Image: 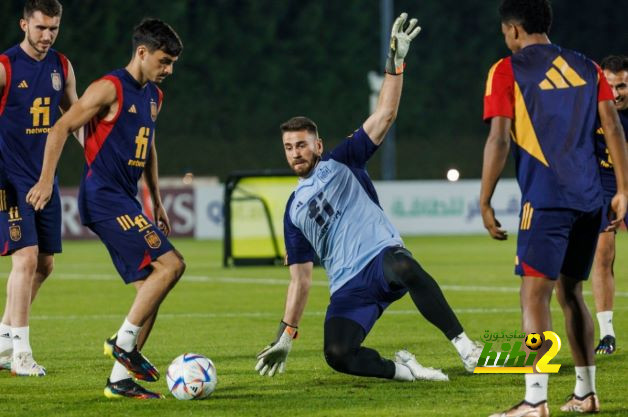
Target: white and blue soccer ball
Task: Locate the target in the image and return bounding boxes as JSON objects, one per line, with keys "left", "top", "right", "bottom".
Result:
{"left": 166, "top": 353, "right": 217, "bottom": 400}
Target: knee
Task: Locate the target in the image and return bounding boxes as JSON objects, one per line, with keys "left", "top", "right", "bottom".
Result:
{"left": 13, "top": 253, "right": 38, "bottom": 277}
{"left": 593, "top": 240, "right": 615, "bottom": 274}
{"left": 556, "top": 276, "right": 582, "bottom": 307}
{"left": 36, "top": 258, "right": 54, "bottom": 282}
{"left": 166, "top": 256, "right": 186, "bottom": 284}
{"left": 324, "top": 343, "right": 353, "bottom": 373}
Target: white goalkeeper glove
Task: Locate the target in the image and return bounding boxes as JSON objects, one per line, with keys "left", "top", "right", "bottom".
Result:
{"left": 385, "top": 12, "right": 421, "bottom": 75}
{"left": 255, "top": 321, "right": 298, "bottom": 377}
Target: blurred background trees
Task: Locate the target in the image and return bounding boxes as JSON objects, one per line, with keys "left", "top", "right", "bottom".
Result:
{"left": 1, "top": 0, "right": 625, "bottom": 183}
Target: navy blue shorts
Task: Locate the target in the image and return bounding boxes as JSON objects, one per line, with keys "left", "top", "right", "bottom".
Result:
{"left": 0, "top": 181, "right": 62, "bottom": 255}
{"left": 87, "top": 211, "right": 174, "bottom": 284}
{"left": 515, "top": 203, "right": 601, "bottom": 280}
{"left": 325, "top": 246, "right": 407, "bottom": 335}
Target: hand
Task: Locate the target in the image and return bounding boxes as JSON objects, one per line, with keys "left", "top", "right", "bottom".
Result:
{"left": 154, "top": 205, "right": 171, "bottom": 236}
{"left": 605, "top": 192, "right": 628, "bottom": 232}
{"left": 385, "top": 12, "right": 421, "bottom": 75}
{"left": 481, "top": 204, "right": 507, "bottom": 240}
{"left": 25, "top": 180, "right": 53, "bottom": 211}
{"left": 255, "top": 321, "right": 298, "bottom": 377}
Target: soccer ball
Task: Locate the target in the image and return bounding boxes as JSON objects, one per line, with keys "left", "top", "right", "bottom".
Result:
{"left": 525, "top": 333, "right": 543, "bottom": 350}
{"left": 166, "top": 353, "right": 217, "bottom": 400}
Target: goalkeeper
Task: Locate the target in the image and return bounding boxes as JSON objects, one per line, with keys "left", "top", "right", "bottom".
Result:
{"left": 255, "top": 13, "right": 481, "bottom": 382}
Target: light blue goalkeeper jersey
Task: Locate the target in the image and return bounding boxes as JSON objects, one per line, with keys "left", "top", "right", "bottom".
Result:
{"left": 284, "top": 127, "right": 403, "bottom": 294}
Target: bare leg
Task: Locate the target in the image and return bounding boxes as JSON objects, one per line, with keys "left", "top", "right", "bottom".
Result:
{"left": 591, "top": 232, "right": 615, "bottom": 313}
{"left": 9, "top": 246, "right": 39, "bottom": 327}
{"left": 31, "top": 253, "right": 54, "bottom": 303}
{"left": 1, "top": 252, "right": 53, "bottom": 327}
{"left": 555, "top": 275, "right": 595, "bottom": 366}
{"left": 520, "top": 276, "right": 555, "bottom": 366}
{"left": 126, "top": 251, "right": 185, "bottom": 327}
{"left": 131, "top": 280, "right": 159, "bottom": 351}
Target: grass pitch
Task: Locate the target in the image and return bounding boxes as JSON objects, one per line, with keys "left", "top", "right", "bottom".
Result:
{"left": 1, "top": 235, "right": 627, "bottom": 416}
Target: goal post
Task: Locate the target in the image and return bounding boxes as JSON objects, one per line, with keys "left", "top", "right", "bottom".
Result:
{"left": 223, "top": 170, "right": 297, "bottom": 266}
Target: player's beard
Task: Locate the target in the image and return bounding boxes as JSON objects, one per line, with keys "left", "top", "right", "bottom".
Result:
{"left": 292, "top": 155, "right": 320, "bottom": 178}
{"left": 26, "top": 31, "right": 51, "bottom": 55}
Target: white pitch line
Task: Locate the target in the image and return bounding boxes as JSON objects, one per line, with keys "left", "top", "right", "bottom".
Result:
{"left": 26, "top": 305, "right": 628, "bottom": 321}
{"left": 24, "top": 272, "right": 628, "bottom": 298}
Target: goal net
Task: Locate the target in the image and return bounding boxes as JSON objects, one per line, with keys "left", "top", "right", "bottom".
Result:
{"left": 223, "top": 170, "right": 297, "bottom": 266}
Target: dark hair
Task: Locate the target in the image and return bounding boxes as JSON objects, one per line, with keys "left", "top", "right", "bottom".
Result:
{"left": 24, "top": 0, "right": 62, "bottom": 18}
{"left": 280, "top": 116, "right": 319, "bottom": 137}
{"left": 132, "top": 18, "right": 183, "bottom": 57}
{"left": 499, "top": 0, "right": 552, "bottom": 35}
{"left": 600, "top": 55, "right": 628, "bottom": 73}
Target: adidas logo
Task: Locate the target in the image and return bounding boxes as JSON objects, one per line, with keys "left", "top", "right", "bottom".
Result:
{"left": 0, "top": 332, "right": 9, "bottom": 339}
{"left": 124, "top": 330, "right": 136, "bottom": 335}
{"left": 530, "top": 382, "right": 543, "bottom": 388}
{"left": 18, "top": 80, "right": 28, "bottom": 88}
{"left": 539, "top": 56, "right": 586, "bottom": 90}
{"left": 128, "top": 104, "right": 137, "bottom": 114}
{"left": 12, "top": 335, "right": 21, "bottom": 340}
{"left": 577, "top": 375, "right": 584, "bottom": 381}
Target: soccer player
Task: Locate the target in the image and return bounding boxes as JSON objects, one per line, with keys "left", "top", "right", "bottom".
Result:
{"left": 481, "top": 1, "right": 628, "bottom": 415}
{"left": 26, "top": 18, "right": 184, "bottom": 399}
{"left": 0, "top": 0, "right": 80, "bottom": 376}
{"left": 255, "top": 13, "right": 482, "bottom": 383}
{"left": 592, "top": 55, "right": 628, "bottom": 356}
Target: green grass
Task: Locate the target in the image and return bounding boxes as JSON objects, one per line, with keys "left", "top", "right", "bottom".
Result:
{"left": 1, "top": 235, "right": 627, "bottom": 416}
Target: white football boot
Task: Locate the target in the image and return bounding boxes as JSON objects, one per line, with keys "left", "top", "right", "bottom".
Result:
{"left": 460, "top": 341, "right": 483, "bottom": 372}
{"left": 11, "top": 351, "right": 46, "bottom": 376}
{"left": 0, "top": 348, "right": 11, "bottom": 370}
{"left": 394, "top": 350, "right": 449, "bottom": 381}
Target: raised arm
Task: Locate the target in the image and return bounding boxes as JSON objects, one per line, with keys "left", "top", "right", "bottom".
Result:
{"left": 599, "top": 100, "right": 628, "bottom": 229}
{"left": 26, "top": 78, "right": 118, "bottom": 210}
{"left": 363, "top": 13, "right": 421, "bottom": 145}
{"left": 479, "top": 116, "right": 511, "bottom": 240}
{"left": 255, "top": 262, "right": 313, "bottom": 377}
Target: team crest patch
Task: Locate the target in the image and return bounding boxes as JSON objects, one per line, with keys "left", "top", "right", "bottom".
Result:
{"left": 317, "top": 165, "right": 332, "bottom": 182}
{"left": 144, "top": 230, "right": 161, "bottom": 249}
{"left": 150, "top": 101, "right": 158, "bottom": 121}
{"left": 9, "top": 225, "right": 21, "bottom": 242}
{"left": 51, "top": 72, "right": 62, "bottom": 91}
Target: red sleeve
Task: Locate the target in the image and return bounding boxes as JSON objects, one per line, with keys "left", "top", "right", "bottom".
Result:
{"left": 156, "top": 86, "right": 163, "bottom": 109}
{"left": 0, "top": 54, "right": 11, "bottom": 116}
{"left": 596, "top": 63, "right": 614, "bottom": 102}
{"left": 55, "top": 51, "right": 69, "bottom": 79}
{"left": 483, "top": 57, "right": 514, "bottom": 122}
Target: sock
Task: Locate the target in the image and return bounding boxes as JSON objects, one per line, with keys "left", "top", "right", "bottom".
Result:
{"left": 11, "top": 326, "right": 32, "bottom": 354}
{"left": 115, "top": 318, "right": 141, "bottom": 352}
{"left": 574, "top": 366, "right": 596, "bottom": 397}
{"left": 109, "top": 361, "right": 131, "bottom": 383}
{"left": 451, "top": 332, "right": 474, "bottom": 357}
{"left": 597, "top": 311, "right": 615, "bottom": 338}
{"left": 0, "top": 323, "right": 12, "bottom": 353}
{"left": 524, "top": 373, "right": 548, "bottom": 404}
{"left": 393, "top": 363, "right": 414, "bottom": 381}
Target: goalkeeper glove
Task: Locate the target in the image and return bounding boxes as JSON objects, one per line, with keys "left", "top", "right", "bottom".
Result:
{"left": 255, "top": 321, "right": 298, "bottom": 377}
{"left": 385, "top": 12, "right": 421, "bottom": 75}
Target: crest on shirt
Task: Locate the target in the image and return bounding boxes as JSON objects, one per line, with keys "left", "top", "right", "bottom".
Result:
{"left": 150, "top": 100, "right": 158, "bottom": 122}
{"left": 51, "top": 72, "right": 62, "bottom": 91}
{"left": 9, "top": 225, "right": 21, "bottom": 242}
{"left": 144, "top": 230, "right": 161, "bottom": 249}
{"left": 317, "top": 165, "right": 332, "bottom": 183}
